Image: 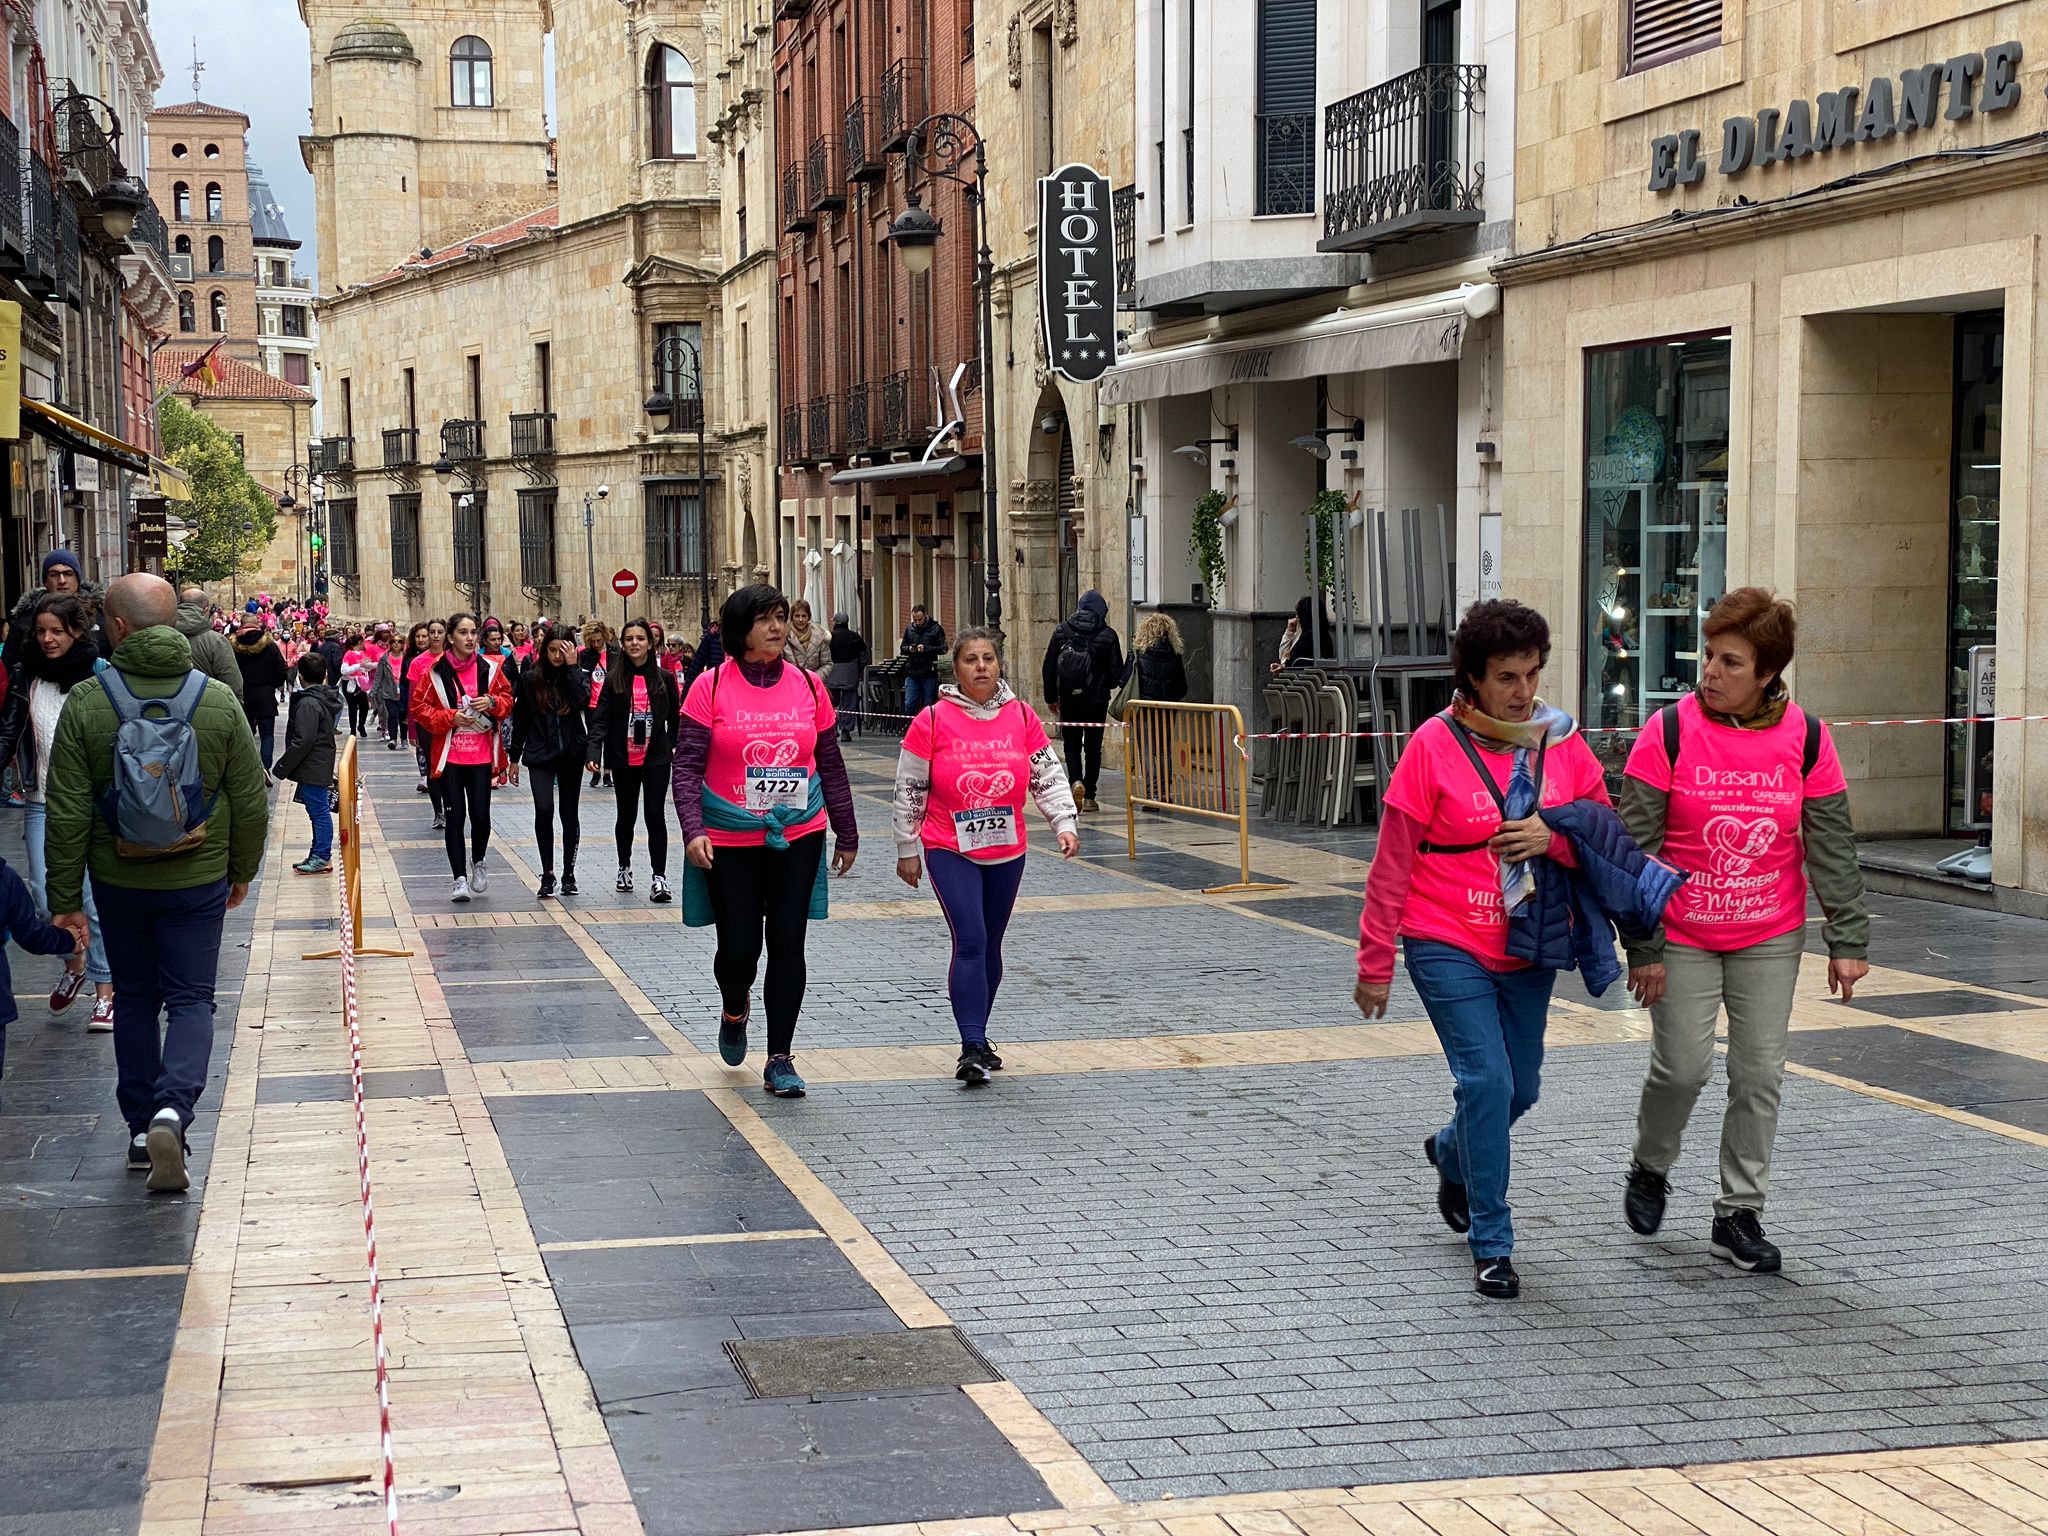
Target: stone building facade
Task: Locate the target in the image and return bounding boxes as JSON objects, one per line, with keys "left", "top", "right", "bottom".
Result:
{"left": 1498, "top": 0, "right": 2048, "bottom": 906}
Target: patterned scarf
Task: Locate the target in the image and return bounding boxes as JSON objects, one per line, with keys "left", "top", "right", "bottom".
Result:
{"left": 1697, "top": 677, "right": 1790, "bottom": 731}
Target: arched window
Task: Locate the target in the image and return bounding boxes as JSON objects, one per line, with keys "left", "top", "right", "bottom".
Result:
{"left": 209, "top": 290, "right": 227, "bottom": 332}
{"left": 170, "top": 142, "right": 187, "bottom": 159}
{"left": 204, "top": 182, "right": 222, "bottom": 221}
{"left": 206, "top": 235, "right": 225, "bottom": 273}
{"left": 450, "top": 36, "right": 493, "bottom": 108}
{"left": 172, "top": 181, "right": 190, "bottom": 220}
{"left": 173, "top": 233, "right": 190, "bottom": 256}
{"left": 177, "top": 292, "right": 196, "bottom": 332}
{"left": 648, "top": 45, "right": 695, "bottom": 159}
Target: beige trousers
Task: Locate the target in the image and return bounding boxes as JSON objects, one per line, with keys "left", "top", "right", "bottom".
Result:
{"left": 1632, "top": 927, "right": 1805, "bottom": 1217}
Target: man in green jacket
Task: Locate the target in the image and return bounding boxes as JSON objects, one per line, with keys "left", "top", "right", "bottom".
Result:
{"left": 176, "top": 585, "right": 245, "bottom": 706}
{"left": 45, "top": 573, "right": 269, "bottom": 1192}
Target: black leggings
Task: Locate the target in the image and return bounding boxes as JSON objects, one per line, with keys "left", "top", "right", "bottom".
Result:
{"left": 706, "top": 833, "right": 825, "bottom": 1057}
{"left": 381, "top": 698, "right": 405, "bottom": 741}
{"left": 347, "top": 692, "right": 370, "bottom": 735}
{"left": 527, "top": 763, "right": 583, "bottom": 875}
{"left": 612, "top": 763, "right": 669, "bottom": 877}
{"left": 415, "top": 736, "right": 445, "bottom": 814}
{"left": 441, "top": 760, "right": 494, "bottom": 876}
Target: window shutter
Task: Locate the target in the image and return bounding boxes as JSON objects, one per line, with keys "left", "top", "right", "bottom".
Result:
{"left": 1626, "top": 0, "right": 1720, "bottom": 73}
{"left": 1256, "top": 0, "right": 1316, "bottom": 115}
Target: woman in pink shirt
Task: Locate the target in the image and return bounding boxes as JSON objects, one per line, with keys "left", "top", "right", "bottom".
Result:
{"left": 410, "top": 612, "right": 514, "bottom": 902}
{"left": 890, "top": 629, "right": 1079, "bottom": 1086}
{"left": 1618, "top": 589, "right": 1869, "bottom": 1274}
{"left": 1355, "top": 600, "right": 1611, "bottom": 1300}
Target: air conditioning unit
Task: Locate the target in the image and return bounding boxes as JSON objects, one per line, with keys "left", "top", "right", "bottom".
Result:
{"left": 169, "top": 253, "right": 192, "bottom": 279}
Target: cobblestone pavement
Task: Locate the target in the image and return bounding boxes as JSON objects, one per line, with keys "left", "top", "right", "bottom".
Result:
{"left": 6, "top": 734, "right": 2048, "bottom": 1535}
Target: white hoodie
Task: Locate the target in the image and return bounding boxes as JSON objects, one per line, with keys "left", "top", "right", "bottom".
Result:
{"left": 891, "top": 680, "right": 1080, "bottom": 860}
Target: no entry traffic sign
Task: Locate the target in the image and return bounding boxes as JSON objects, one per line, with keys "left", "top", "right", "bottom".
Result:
{"left": 612, "top": 569, "right": 640, "bottom": 598}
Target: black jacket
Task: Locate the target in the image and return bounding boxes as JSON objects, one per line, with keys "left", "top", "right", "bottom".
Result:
{"left": 510, "top": 666, "right": 591, "bottom": 767}
{"left": 1041, "top": 591, "right": 1123, "bottom": 708}
{"left": 0, "top": 638, "right": 103, "bottom": 790}
{"left": 274, "top": 683, "right": 343, "bottom": 786}
{"left": 588, "top": 659, "right": 681, "bottom": 770}
{"left": 232, "top": 632, "right": 290, "bottom": 722}
{"left": 900, "top": 617, "right": 945, "bottom": 678}
{"left": 1134, "top": 640, "right": 1189, "bottom": 703}
{"left": 315, "top": 637, "right": 345, "bottom": 687}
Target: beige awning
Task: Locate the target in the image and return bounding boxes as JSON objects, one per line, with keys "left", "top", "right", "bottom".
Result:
{"left": 1098, "top": 283, "right": 1500, "bottom": 405}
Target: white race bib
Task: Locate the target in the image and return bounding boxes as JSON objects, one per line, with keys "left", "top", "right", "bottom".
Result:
{"left": 745, "top": 766, "right": 810, "bottom": 813}
{"left": 953, "top": 806, "right": 1017, "bottom": 853}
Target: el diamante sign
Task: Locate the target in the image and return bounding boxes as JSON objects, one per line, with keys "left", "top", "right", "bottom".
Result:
{"left": 1649, "top": 40, "right": 2023, "bottom": 192}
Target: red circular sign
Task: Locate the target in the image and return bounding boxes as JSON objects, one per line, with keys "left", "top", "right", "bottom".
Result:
{"left": 612, "top": 569, "right": 640, "bottom": 598}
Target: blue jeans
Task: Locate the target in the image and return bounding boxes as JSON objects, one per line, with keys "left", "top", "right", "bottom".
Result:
{"left": 22, "top": 801, "right": 110, "bottom": 985}
{"left": 1404, "top": 938, "right": 1555, "bottom": 1260}
{"left": 93, "top": 876, "right": 230, "bottom": 1134}
{"left": 297, "top": 783, "right": 333, "bottom": 862}
{"left": 254, "top": 718, "right": 275, "bottom": 771}
{"left": 926, "top": 847, "right": 1026, "bottom": 1045}
{"left": 902, "top": 675, "right": 938, "bottom": 714}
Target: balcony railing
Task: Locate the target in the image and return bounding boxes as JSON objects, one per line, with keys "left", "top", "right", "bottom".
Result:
{"left": 132, "top": 195, "right": 169, "bottom": 266}
{"left": 781, "top": 401, "right": 805, "bottom": 461}
{"left": 0, "top": 115, "right": 22, "bottom": 266}
{"left": 1320, "top": 64, "right": 1485, "bottom": 252}
{"left": 25, "top": 154, "right": 57, "bottom": 299}
{"left": 55, "top": 191, "right": 80, "bottom": 309}
{"left": 805, "top": 136, "right": 844, "bottom": 212}
{"left": 877, "top": 369, "right": 930, "bottom": 449}
{"left": 781, "top": 162, "right": 813, "bottom": 233}
{"left": 1111, "top": 185, "right": 1136, "bottom": 310}
{"left": 845, "top": 97, "right": 884, "bottom": 184}
{"left": 441, "top": 419, "right": 486, "bottom": 461}
{"left": 382, "top": 427, "right": 419, "bottom": 468}
{"left": 808, "top": 394, "right": 837, "bottom": 460}
{"left": 54, "top": 86, "right": 120, "bottom": 196}
{"left": 312, "top": 436, "right": 356, "bottom": 473}
{"left": 509, "top": 411, "right": 557, "bottom": 457}
{"left": 879, "top": 58, "right": 927, "bottom": 153}
{"left": 845, "top": 381, "right": 871, "bottom": 453}
{"left": 1256, "top": 111, "right": 1316, "bottom": 216}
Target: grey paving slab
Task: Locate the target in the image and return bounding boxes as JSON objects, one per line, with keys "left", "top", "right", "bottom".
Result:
{"left": 1787, "top": 1024, "right": 2048, "bottom": 1126}
{"left": 255, "top": 1067, "right": 447, "bottom": 1104}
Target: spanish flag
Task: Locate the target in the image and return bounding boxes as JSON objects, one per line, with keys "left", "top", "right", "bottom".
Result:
{"left": 178, "top": 340, "right": 224, "bottom": 391}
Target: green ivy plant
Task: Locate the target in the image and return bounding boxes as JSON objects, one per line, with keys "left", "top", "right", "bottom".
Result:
{"left": 1304, "top": 488, "right": 1348, "bottom": 591}
{"left": 1189, "top": 490, "right": 1228, "bottom": 605}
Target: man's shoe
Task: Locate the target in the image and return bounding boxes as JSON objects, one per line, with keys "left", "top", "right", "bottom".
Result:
{"left": 88, "top": 996, "right": 115, "bottom": 1031}
{"left": 432, "top": 812, "right": 445, "bottom": 831}
{"left": 49, "top": 968, "right": 85, "bottom": 1014}
{"left": 560, "top": 871, "right": 579, "bottom": 895}
{"left": 1624, "top": 1161, "right": 1669, "bottom": 1235}
{"left": 650, "top": 874, "right": 672, "bottom": 903}
{"left": 589, "top": 770, "right": 602, "bottom": 788}
{"left": 126, "top": 1132, "right": 150, "bottom": 1171}
{"left": 1710, "top": 1210, "right": 1782, "bottom": 1273}
{"left": 718, "top": 1011, "right": 749, "bottom": 1066}
{"left": 1474, "top": 1256, "right": 1520, "bottom": 1299}
{"left": 616, "top": 868, "right": 633, "bottom": 893}
{"left": 538, "top": 873, "right": 558, "bottom": 899}
{"left": 469, "top": 855, "right": 489, "bottom": 894}
{"left": 292, "top": 857, "right": 331, "bottom": 875}
{"left": 145, "top": 1108, "right": 189, "bottom": 1194}
{"left": 763, "top": 1054, "right": 807, "bottom": 1098}
{"left": 1081, "top": 795, "right": 1101, "bottom": 813}
{"left": 1424, "top": 1134, "right": 1472, "bottom": 1234}
{"left": 955, "top": 1047, "right": 991, "bottom": 1086}
{"left": 451, "top": 876, "right": 471, "bottom": 903}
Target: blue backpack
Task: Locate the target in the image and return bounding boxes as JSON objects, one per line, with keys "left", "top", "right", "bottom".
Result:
{"left": 96, "top": 669, "right": 218, "bottom": 859}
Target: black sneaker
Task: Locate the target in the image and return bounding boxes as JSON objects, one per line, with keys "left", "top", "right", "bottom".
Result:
{"left": 955, "top": 1047, "right": 991, "bottom": 1086}
{"left": 432, "top": 812, "right": 445, "bottom": 831}
{"left": 1424, "top": 1134, "right": 1471, "bottom": 1234}
{"left": 982, "top": 1041, "right": 1005, "bottom": 1071}
{"left": 1624, "top": 1161, "right": 1669, "bottom": 1235}
{"left": 1710, "top": 1210, "right": 1782, "bottom": 1273}
{"left": 561, "top": 871, "right": 579, "bottom": 895}
{"left": 126, "top": 1131, "right": 150, "bottom": 1171}
{"left": 1474, "top": 1256, "right": 1520, "bottom": 1299}
{"left": 718, "top": 1011, "right": 749, "bottom": 1067}
{"left": 538, "top": 873, "right": 558, "bottom": 900}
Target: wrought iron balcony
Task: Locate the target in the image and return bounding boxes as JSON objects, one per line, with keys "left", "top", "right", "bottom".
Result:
{"left": 55, "top": 192, "right": 80, "bottom": 310}
{"left": 24, "top": 154, "right": 57, "bottom": 300}
{"left": 845, "top": 381, "right": 871, "bottom": 453}
{"left": 441, "top": 419, "right": 485, "bottom": 462}
{"left": 132, "top": 195, "right": 169, "bottom": 266}
{"left": 845, "top": 97, "right": 884, "bottom": 184}
{"left": 877, "top": 369, "right": 930, "bottom": 449}
{"left": 879, "top": 58, "right": 926, "bottom": 153}
{"left": 1319, "top": 64, "right": 1485, "bottom": 252}
{"left": 1256, "top": 111, "right": 1316, "bottom": 216}
{"left": 1111, "top": 185, "right": 1136, "bottom": 311}
{"left": 805, "top": 136, "right": 844, "bottom": 212}
{"left": 781, "top": 401, "right": 805, "bottom": 461}
{"left": 312, "top": 436, "right": 356, "bottom": 474}
{"left": 781, "top": 162, "right": 813, "bottom": 233}
{"left": 807, "top": 394, "right": 837, "bottom": 460}
{"left": 0, "top": 116, "right": 22, "bottom": 269}
{"left": 509, "top": 411, "right": 556, "bottom": 457}
{"left": 382, "top": 427, "right": 419, "bottom": 468}
{"left": 54, "top": 86, "right": 121, "bottom": 196}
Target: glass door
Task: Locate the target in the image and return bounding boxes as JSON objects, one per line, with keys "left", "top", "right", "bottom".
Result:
{"left": 1947, "top": 312, "right": 2003, "bottom": 832}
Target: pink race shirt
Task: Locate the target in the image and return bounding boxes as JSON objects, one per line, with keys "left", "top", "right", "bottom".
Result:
{"left": 1383, "top": 718, "right": 1611, "bottom": 967}
{"left": 682, "top": 660, "right": 837, "bottom": 847}
{"left": 441, "top": 655, "right": 497, "bottom": 766}
{"left": 904, "top": 698, "right": 1050, "bottom": 862}
{"left": 406, "top": 650, "right": 440, "bottom": 687}
{"left": 1624, "top": 694, "right": 1845, "bottom": 952}
{"left": 626, "top": 676, "right": 652, "bottom": 768}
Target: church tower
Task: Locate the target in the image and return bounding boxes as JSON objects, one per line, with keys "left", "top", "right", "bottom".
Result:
{"left": 299, "top": 0, "right": 553, "bottom": 290}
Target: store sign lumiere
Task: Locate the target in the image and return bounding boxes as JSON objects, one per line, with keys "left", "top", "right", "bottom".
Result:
{"left": 1648, "top": 40, "right": 2024, "bottom": 193}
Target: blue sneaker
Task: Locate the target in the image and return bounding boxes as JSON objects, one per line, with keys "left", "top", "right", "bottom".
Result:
{"left": 763, "top": 1055, "right": 806, "bottom": 1098}
{"left": 718, "top": 1011, "right": 748, "bottom": 1066}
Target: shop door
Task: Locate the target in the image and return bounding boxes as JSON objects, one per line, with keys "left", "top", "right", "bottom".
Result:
{"left": 1947, "top": 311, "right": 2003, "bottom": 834}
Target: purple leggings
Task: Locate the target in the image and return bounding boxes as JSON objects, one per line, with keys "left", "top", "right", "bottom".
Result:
{"left": 926, "top": 846, "right": 1025, "bottom": 1046}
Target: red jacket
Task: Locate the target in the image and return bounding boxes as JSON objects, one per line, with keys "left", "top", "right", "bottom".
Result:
{"left": 408, "top": 651, "right": 514, "bottom": 779}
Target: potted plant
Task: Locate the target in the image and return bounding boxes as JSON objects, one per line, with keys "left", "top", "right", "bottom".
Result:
{"left": 1303, "top": 487, "right": 1348, "bottom": 593}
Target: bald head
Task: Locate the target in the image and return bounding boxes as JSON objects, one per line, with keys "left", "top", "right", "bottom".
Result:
{"left": 179, "top": 585, "right": 207, "bottom": 605}
{"left": 104, "top": 573, "right": 178, "bottom": 642}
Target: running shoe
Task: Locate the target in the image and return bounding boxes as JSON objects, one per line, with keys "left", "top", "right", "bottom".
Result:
{"left": 1710, "top": 1211, "right": 1782, "bottom": 1273}
{"left": 616, "top": 868, "right": 633, "bottom": 893}
{"left": 145, "top": 1108, "right": 189, "bottom": 1193}
{"left": 538, "top": 873, "right": 558, "bottom": 899}
{"left": 416, "top": 777, "right": 428, "bottom": 793}
{"left": 1424, "top": 1134, "right": 1471, "bottom": 1234}
{"left": 49, "top": 969, "right": 85, "bottom": 1013}
{"left": 1624, "top": 1161, "right": 1668, "bottom": 1236}
{"left": 469, "top": 855, "right": 490, "bottom": 894}
{"left": 4, "top": 789, "right": 23, "bottom": 808}
{"left": 126, "top": 1131, "right": 150, "bottom": 1171}
{"left": 718, "top": 1010, "right": 749, "bottom": 1066}
{"left": 88, "top": 996, "right": 115, "bottom": 1031}
{"left": 763, "top": 1054, "right": 807, "bottom": 1098}
{"left": 982, "top": 1041, "right": 1005, "bottom": 1070}
{"left": 432, "top": 812, "right": 446, "bottom": 831}
{"left": 293, "top": 857, "right": 331, "bottom": 875}
{"left": 560, "top": 871, "right": 579, "bottom": 895}
{"left": 650, "top": 874, "right": 671, "bottom": 903}
{"left": 1474, "top": 1256, "right": 1519, "bottom": 1299}
{"left": 451, "top": 876, "right": 471, "bottom": 903}
{"left": 955, "top": 1047, "right": 991, "bottom": 1087}
{"left": 1081, "top": 795, "right": 1101, "bottom": 813}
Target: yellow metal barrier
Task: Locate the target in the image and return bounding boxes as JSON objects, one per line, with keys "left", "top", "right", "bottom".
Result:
{"left": 1120, "top": 700, "right": 1286, "bottom": 895}
{"left": 305, "top": 737, "right": 414, "bottom": 961}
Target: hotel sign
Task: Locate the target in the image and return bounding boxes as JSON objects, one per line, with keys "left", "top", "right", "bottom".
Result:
{"left": 1038, "top": 162, "right": 1115, "bottom": 384}
{"left": 1649, "top": 41, "right": 2024, "bottom": 192}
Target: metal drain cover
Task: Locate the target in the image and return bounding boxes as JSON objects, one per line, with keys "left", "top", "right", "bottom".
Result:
{"left": 725, "top": 1327, "right": 1002, "bottom": 1399}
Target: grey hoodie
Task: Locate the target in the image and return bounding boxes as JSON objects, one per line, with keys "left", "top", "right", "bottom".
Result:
{"left": 891, "top": 679, "right": 1080, "bottom": 860}
{"left": 175, "top": 600, "right": 245, "bottom": 704}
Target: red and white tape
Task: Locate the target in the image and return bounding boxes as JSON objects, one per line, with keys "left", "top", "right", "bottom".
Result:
{"left": 335, "top": 790, "right": 400, "bottom": 1536}
{"left": 1233, "top": 711, "right": 2048, "bottom": 744}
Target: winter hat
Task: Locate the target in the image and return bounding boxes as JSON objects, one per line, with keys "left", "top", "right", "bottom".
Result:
{"left": 40, "top": 549, "right": 80, "bottom": 579}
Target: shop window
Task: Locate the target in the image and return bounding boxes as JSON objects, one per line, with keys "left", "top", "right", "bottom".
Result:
{"left": 1580, "top": 333, "right": 1731, "bottom": 763}
{"left": 1947, "top": 313, "right": 2003, "bottom": 834}
{"left": 451, "top": 35, "right": 494, "bottom": 108}
{"left": 1624, "top": 0, "right": 1720, "bottom": 74}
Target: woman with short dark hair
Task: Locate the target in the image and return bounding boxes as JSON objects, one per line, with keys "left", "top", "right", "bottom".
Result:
{"left": 674, "top": 584, "right": 858, "bottom": 1098}
{"left": 1618, "top": 587, "right": 1869, "bottom": 1273}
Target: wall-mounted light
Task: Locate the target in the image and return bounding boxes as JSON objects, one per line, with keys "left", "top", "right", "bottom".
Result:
{"left": 1291, "top": 416, "right": 1365, "bottom": 459}
{"left": 1172, "top": 429, "right": 1238, "bottom": 467}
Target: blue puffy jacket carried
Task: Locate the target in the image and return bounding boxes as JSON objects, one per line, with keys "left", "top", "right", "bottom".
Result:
{"left": 1506, "top": 799, "right": 1686, "bottom": 997}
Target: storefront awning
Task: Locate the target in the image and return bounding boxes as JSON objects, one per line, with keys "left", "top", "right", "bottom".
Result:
{"left": 21, "top": 398, "right": 151, "bottom": 474}
{"left": 149, "top": 458, "right": 192, "bottom": 502}
{"left": 828, "top": 454, "right": 969, "bottom": 487}
{"left": 1097, "top": 283, "right": 1502, "bottom": 406}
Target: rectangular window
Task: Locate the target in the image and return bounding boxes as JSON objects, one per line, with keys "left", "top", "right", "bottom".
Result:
{"left": 655, "top": 320, "right": 704, "bottom": 428}
{"left": 282, "top": 305, "right": 307, "bottom": 338}
{"left": 453, "top": 492, "right": 487, "bottom": 586}
{"left": 517, "top": 487, "right": 558, "bottom": 587}
{"left": 645, "top": 485, "right": 703, "bottom": 578}
{"left": 466, "top": 354, "right": 482, "bottom": 420}
{"left": 1625, "top": 0, "right": 1720, "bottom": 73}
{"left": 282, "top": 352, "right": 309, "bottom": 386}
{"left": 340, "top": 377, "right": 353, "bottom": 439}
{"left": 535, "top": 340, "right": 552, "bottom": 413}
{"left": 389, "top": 493, "right": 422, "bottom": 580}
{"left": 737, "top": 150, "right": 748, "bottom": 260}
{"left": 403, "top": 367, "right": 416, "bottom": 429}
{"left": 328, "top": 497, "right": 359, "bottom": 580}
{"left": 1581, "top": 333, "right": 1732, "bottom": 766}
{"left": 1030, "top": 24, "right": 1055, "bottom": 183}
{"left": 1255, "top": 0, "right": 1316, "bottom": 215}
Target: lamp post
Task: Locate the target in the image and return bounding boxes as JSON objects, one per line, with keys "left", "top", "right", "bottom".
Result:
{"left": 887, "top": 112, "right": 1001, "bottom": 645}
{"left": 279, "top": 461, "right": 316, "bottom": 603}
{"left": 644, "top": 332, "right": 711, "bottom": 634}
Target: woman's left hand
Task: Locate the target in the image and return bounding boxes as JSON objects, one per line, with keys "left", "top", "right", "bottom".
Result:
{"left": 1828, "top": 956, "right": 1870, "bottom": 1000}
{"left": 1488, "top": 814, "right": 1552, "bottom": 863}
{"left": 1056, "top": 831, "right": 1080, "bottom": 859}
{"left": 896, "top": 855, "right": 922, "bottom": 887}
{"left": 831, "top": 845, "right": 858, "bottom": 877}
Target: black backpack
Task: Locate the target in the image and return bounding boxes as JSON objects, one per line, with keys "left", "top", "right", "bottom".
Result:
{"left": 1055, "top": 629, "right": 1094, "bottom": 694}
{"left": 1660, "top": 704, "right": 1821, "bottom": 777}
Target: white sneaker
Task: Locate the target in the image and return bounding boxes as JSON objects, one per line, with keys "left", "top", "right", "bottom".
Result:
{"left": 145, "top": 1107, "right": 188, "bottom": 1193}
{"left": 469, "top": 855, "right": 489, "bottom": 894}
{"left": 451, "top": 876, "right": 471, "bottom": 903}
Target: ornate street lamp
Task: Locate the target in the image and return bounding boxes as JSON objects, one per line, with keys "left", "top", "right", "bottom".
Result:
{"left": 646, "top": 331, "right": 712, "bottom": 634}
